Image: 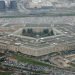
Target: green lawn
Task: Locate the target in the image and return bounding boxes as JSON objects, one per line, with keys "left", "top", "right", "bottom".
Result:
{"left": 1, "top": 12, "right": 75, "bottom": 18}
{"left": 14, "top": 53, "right": 54, "bottom": 67}
{"left": 0, "top": 72, "right": 12, "bottom": 75}
{"left": 49, "top": 52, "right": 60, "bottom": 56}
{"left": 69, "top": 62, "right": 75, "bottom": 67}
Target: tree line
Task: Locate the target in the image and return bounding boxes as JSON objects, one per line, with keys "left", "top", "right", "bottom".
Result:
{"left": 22, "top": 28, "right": 54, "bottom": 37}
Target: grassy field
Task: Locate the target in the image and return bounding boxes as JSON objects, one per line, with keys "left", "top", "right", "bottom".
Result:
{"left": 0, "top": 13, "right": 75, "bottom": 18}
{"left": 0, "top": 72, "right": 12, "bottom": 75}
{"left": 14, "top": 53, "right": 54, "bottom": 67}
{"left": 69, "top": 62, "right": 75, "bottom": 67}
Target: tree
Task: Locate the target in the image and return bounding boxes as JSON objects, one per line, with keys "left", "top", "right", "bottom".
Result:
{"left": 43, "top": 29, "right": 49, "bottom": 34}
{"left": 27, "top": 28, "right": 33, "bottom": 33}
{"left": 22, "top": 29, "right": 26, "bottom": 35}
{"left": 50, "top": 29, "right": 54, "bottom": 35}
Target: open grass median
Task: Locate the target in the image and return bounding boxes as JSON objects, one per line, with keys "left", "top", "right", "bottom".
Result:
{"left": 1, "top": 12, "right": 75, "bottom": 18}
{"left": 0, "top": 72, "right": 12, "bottom": 75}
{"left": 14, "top": 53, "right": 54, "bottom": 67}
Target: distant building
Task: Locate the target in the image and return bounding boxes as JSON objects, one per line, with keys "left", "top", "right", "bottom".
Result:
{"left": 0, "top": 1, "right": 6, "bottom": 11}
{"left": 8, "top": 1, "right": 17, "bottom": 10}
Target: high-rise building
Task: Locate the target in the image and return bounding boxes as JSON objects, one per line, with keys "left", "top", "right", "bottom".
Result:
{"left": 0, "top": 1, "right": 6, "bottom": 11}
{"left": 8, "top": 1, "right": 17, "bottom": 10}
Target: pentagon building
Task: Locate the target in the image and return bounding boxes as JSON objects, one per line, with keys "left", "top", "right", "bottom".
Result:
{"left": 0, "top": 24, "right": 75, "bottom": 56}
